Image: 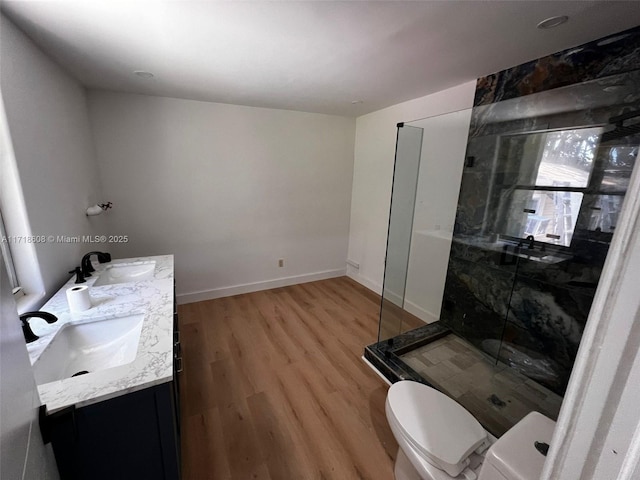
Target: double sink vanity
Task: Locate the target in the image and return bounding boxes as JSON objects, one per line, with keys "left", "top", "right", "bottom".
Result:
{"left": 26, "top": 255, "right": 181, "bottom": 480}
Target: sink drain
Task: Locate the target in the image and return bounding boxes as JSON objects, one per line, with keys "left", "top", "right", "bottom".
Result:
{"left": 71, "top": 370, "right": 89, "bottom": 377}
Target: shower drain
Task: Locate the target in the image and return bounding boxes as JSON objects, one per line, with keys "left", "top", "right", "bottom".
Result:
{"left": 488, "top": 394, "right": 507, "bottom": 408}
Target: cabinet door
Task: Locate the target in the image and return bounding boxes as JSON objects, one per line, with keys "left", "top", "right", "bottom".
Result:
{"left": 47, "top": 384, "right": 180, "bottom": 480}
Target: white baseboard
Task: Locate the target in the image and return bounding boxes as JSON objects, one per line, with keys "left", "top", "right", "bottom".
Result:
{"left": 346, "top": 271, "right": 382, "bottom": 295}
{"left": 403, "top": 299, "right": 438, "bottom": 324}
{"left": 382, "top": 289, "right": 403, "bottom": 307}
{"left": 345, "top": 274, "right": 438, "bottom": 324}
{"left": 177, "top": 268, "right": 346, "bottom": 304}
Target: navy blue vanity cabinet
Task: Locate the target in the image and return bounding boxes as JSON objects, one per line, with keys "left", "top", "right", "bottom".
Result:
{"left": 44, "top": 381, "right": 180, "bottom": 480}
{"left": 42, "top": 295, "right": 182, "bottom": 480}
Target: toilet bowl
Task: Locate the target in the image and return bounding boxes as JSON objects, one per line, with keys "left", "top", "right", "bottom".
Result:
{"left": 386, "top": 381, "right": 555, "bottom": 480}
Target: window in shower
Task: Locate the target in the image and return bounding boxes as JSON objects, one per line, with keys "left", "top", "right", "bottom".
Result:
{"left": 496, "top": 126, "right": 603, "bottom": 247}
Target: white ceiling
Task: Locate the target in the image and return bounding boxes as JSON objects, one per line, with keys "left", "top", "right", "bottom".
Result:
{"left": 2, "top": 1, "right": 640, "bottom": 117}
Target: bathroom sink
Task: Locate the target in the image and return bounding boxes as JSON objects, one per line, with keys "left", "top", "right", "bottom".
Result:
{"left": 32, "top": 313, "right": 145, "bottom": 384}
{"left": 92, "top": 261, "right": 156, "bottom": 286}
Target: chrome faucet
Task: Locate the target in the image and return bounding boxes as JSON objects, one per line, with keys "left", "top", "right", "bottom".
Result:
{"left": 19, "top": 311, "right": 58, "bottom": 343}
{"left": 81, "top": 251, "right": 111, "bottom": 277}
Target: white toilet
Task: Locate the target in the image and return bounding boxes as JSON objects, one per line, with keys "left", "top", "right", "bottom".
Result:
{"left": 386, "top": 381, "right": 555, "bottom": 480}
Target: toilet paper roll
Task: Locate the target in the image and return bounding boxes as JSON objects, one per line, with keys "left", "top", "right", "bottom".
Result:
{"left": 66, "top": 285, "right": 92, "bottom": 312}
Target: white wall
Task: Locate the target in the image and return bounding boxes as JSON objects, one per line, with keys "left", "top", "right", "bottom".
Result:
{"left": 0, "top": 253, "right": 59, "bottom": 480}
{"left": 346, "top": 81, "right": 476, "bottom": 294}
{"left": 87, "top": 92, "right": 355, "bottom": 302}
{"left": 0, "top": 15, "right": 106, "bottom": 302}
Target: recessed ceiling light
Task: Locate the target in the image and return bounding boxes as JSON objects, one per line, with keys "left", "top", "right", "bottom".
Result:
{"left": 537, "top": 15, "right": 569, "bottom": 29}
{"left": 134, "top": 70, "right": 154, "bottom": 78}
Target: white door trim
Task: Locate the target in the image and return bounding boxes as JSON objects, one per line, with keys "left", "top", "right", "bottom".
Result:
{"left": 542, "top": 150, "right": 640, "bottom": 479}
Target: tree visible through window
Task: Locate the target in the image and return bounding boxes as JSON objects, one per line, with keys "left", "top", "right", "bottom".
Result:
{"left": 498, "top": 127, "right": 602, "bottom": 247}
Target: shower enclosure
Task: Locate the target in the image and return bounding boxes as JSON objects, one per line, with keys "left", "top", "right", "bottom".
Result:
{"left": 368, "top": 67, "right": 640, "bottom": 435}
{"left": 379, "top": 110, "right": 472, "bottom": 341}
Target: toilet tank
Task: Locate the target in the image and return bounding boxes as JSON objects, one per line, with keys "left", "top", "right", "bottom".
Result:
{"left": 478, "top": 412, "right": 555, "bottom": 480}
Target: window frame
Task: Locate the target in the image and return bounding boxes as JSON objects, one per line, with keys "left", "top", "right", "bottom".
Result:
{"left": 0, "top": 209, "right": 20, "bottom": 292}
{"left": 0, "top": 92, "right": 46, "bottom": 313}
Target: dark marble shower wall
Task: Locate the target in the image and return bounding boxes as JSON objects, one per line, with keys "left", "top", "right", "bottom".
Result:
{"left": 473, "top": 27, "right": 640, "bottom": 107}
{"left": 440, "top": 26, "right": 640, "bottom": 396}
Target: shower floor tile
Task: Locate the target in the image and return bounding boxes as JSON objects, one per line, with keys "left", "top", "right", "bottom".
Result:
{"left": 400, "top": 334, "right": 563, "bottom": 436}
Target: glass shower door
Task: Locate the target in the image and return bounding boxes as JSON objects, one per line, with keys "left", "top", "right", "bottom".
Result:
{"left": 378, "top": 124, "right": 423, "bottom": 342}
{"left": 437, "top": 126, "right": 519, "bottom": 365}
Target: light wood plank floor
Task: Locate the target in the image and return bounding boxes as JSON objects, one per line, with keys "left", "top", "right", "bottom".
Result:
{"left": 177, "top": 276, "right": 398, "bottom": 480}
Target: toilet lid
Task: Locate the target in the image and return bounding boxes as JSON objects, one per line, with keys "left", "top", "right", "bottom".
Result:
{"left": 387, "top": 381, "right": 487, "bottom": 477}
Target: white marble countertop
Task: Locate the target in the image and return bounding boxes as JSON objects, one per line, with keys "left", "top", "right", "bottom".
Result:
{"left": 27, "top": 255, "right": 174, "bottom": 413}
